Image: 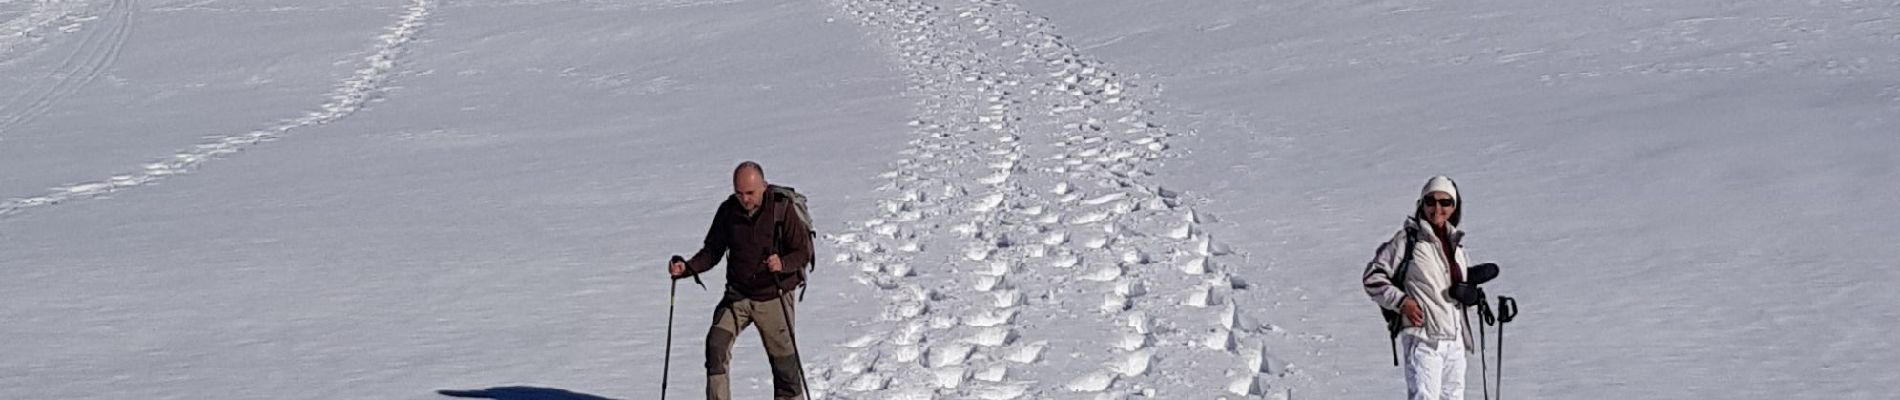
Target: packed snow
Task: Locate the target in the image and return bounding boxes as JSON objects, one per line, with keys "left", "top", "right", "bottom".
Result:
{"left": 2, "top": 0, "right": 1895, "bottom": 399}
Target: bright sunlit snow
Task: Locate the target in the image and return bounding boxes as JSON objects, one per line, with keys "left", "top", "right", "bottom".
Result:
{"left": 3, "top": 0, "right": 1895, "bottom": 399}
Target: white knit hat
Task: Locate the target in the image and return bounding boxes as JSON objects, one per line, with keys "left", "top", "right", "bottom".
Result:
{"left": 1418, "top": 175, "right": 1462, "bottom": 226}
{"left": 1421, "top": 175, "right": 1458, "bottom": 202}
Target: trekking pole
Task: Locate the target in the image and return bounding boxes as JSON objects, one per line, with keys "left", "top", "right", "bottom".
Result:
{"left": 769, "top": 215, "right": 812, "bottom": 400}
{"left": 663, "top": 255, "right": 706, "bottom": 400}
{"left": 770, "top": 271, "right": 811, "bottom": 400}
{"left": 1474, "top": 299, "right": 1498, "bottom": 400}
{"left": 1495, "top": 296, "right": 1519, "bottom": 400}
{"left": 662, "top": 269, "right": 679, "bottom": 400}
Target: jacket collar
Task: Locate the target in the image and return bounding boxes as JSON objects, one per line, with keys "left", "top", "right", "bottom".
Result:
{"left": 728, "top": 192, "right": 783, "bottom": 223}
{"left": 1405, "top": 217, "right": 1464, "bottom": 245}
{"left": 726, "top": 195, "right": 765, "bottom": 223}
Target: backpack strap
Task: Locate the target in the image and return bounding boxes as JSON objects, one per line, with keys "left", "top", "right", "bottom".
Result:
{"left": 1395, "top": 227, "right": 1418, "bottom": 302}
{"left": 1388, "top": 226, "right": 1420, "bottom": 365}
{"left": 768, "top": 187, "right": 811, "bottom": 302}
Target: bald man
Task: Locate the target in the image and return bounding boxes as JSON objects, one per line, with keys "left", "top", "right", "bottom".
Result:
{"left": 669, "top": 161, "right": 812, "bottom": 400}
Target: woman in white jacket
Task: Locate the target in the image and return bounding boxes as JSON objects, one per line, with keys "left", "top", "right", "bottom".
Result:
{"left": 1363, "top": 176, "right": 1483, "bottom": 400}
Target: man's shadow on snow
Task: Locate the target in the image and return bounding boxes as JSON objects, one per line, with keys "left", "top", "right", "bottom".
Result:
{"left": 436, "top": 386, "right": 618, "bottom": 400}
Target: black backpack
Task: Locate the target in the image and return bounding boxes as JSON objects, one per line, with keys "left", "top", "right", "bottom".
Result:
{"left": 1381, "top": 227, "right": 1419, "bottom": 366}
{"left": 769, "top": 185, "right": 816, "bottom": 300}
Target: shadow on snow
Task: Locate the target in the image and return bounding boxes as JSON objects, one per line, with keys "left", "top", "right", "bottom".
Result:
{"left": 436, "top": 386, "right": 619, "bottom": 400}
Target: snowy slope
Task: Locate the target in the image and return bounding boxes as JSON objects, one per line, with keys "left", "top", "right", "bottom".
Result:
{"left": 1009, "top": 0, "right": 1900, "bottom": 399}
{"left": 806, "top": 1, "right": 1275, "bottom": 398}
{"left": 3, "top": 1, "right": 906, "bottom": 399}
{"left": 3, "top": 0, "right": 1897, "bottom": 399}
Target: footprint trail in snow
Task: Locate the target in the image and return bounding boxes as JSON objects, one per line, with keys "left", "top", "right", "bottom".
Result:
{"left": 809, "top": 0, "right": 1290, "bottom": 398}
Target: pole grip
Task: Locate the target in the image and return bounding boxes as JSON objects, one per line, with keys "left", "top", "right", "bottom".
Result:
{"left": 1497, "top": 296, "right": 1518, "bottom": 324}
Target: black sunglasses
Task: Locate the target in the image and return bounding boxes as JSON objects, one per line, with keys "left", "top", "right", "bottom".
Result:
{"left": 1424, "top": 198, "right": 1456, "bottom": 207}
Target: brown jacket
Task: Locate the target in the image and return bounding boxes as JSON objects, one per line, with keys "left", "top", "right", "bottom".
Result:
{"left": 683, "top": 187, "right": 812, "bottom": 301}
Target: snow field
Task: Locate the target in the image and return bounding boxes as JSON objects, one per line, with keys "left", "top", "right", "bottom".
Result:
{"left": 808, "top": 0, "right": 1285, "bottom": 398}
{"left": 1, "top": 0, "right": 436, "bottom": 218}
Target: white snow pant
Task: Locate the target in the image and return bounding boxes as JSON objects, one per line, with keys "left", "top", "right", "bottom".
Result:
{"left": 1401, "top": 334, "right": 1467, "bottom": 400}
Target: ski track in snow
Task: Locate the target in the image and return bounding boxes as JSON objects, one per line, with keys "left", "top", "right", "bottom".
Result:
{"left": 0, "top": 0, "right": 88, "bottom": 63}
{"left": 810, "top": 0, "right": 1286, "bottom": 398}
{"left": 0, "top": 0, "right": 437, "bottom": 220}
{"left": 0, "top": 0, "right": 132, "bottom": 140}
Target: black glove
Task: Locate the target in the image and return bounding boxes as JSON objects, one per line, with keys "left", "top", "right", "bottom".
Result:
{"left": 1466, "top": 263, "right": 1499, "bottom": 285}
{"left": 1448, "top": 283, "right": 1486, "bottom": 307}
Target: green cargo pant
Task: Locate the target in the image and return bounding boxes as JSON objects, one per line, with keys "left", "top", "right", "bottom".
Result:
{"left": 705, "top": 289, "right": 801, "bottom": 400}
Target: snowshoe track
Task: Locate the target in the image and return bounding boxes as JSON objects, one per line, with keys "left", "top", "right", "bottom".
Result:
{"left": 811, "top": 0, "right": 1285, "bottom": 398}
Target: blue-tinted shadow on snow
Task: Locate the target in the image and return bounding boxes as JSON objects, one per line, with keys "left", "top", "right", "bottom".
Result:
{"left": 436, "top": 386, "right": 618, "bottom": 400}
